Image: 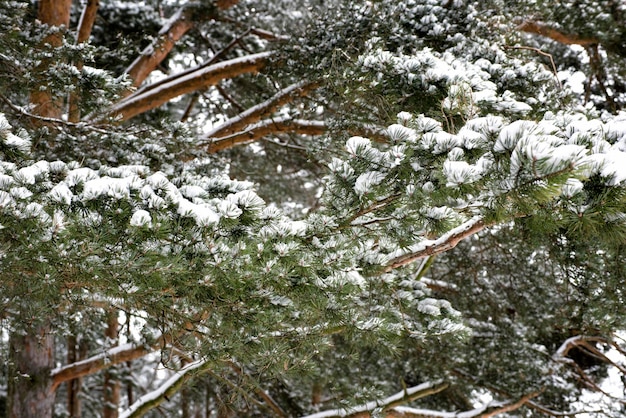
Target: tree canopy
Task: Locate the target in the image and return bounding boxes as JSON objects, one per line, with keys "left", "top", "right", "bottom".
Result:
{"left": 1, "top": 0, "right": 626, "bottom": 417}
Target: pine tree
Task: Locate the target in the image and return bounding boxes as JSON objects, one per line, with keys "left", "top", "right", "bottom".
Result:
{"left": 0, "top": 1, "right": 626, "bottom": 417}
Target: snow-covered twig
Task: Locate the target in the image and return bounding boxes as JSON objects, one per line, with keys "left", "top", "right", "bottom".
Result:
{"left": 385, "top": 217, "right": 488, "bottom": 272}
{"left": 300, "top": 380, "right": 449, "bottom": 418}
{"left": 120, "top": 358, "right": 209, "bottom": 418}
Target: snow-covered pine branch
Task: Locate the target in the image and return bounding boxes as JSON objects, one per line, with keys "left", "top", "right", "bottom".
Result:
{"left": 320, "top": 110, "right": 626, "bottom": 273}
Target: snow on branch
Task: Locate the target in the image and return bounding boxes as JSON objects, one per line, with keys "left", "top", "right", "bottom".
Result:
{"left": 389, "top": 390, "right": 538, "bottom": 418}
{"left": 50, "top": 341, "right": 157, "bottom": 390}
{"left": 109, "top": 52, "right": 272, "bottom": 121}
{"left": 204, "top": 81, "right": 318, "bottom": 140}
{"left": 120, "top": 358, "right": 209, "bottom": 418}
{"left": 301, "top": 380, "right": 449, "bottom": 418}
{"left": 384, "top": 217, "right": 488, "bottom": 272}
{"left": 123, "top": 2, "right": 238, "bottom": 88}
{"left": 205, "top": 117, "right": 326, "bottom": 153}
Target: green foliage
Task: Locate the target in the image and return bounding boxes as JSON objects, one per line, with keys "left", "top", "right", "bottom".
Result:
{"left": 2, "top": 0, "right": 626, "bottom": 416}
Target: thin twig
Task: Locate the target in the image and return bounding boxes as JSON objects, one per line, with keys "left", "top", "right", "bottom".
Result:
{"left": 503, "top": 45, "right": 562, "bottom": 90}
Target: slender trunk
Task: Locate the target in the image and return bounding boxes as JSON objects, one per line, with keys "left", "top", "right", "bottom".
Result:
{"left": 67, "top": 336, "right": 81, "bottom": 417}
{"left": 66, "top": 336, "right": 89, "bottom": 417}
{"left": 8, "top": 324, "right": 55, "bottom": 418}
{"left": 126, "top": 361, "right": 134, "bottom": 407}
{"left": 103, "top": 311, "right": 120, "bottom": 418}
{"left": 68, "top": 0, "right": 100, "bottom": 122}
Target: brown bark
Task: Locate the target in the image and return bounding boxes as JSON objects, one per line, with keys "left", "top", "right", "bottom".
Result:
{"left": 517, "top": 21, "right": 599, "bottom": 46}
{"left": 51, "top": 341, "right": 155, "bottom": 391}
{"left": 207, "top": 118, "right": 325, "bottom": 153}
{"left": 103, "top": 311, "right": 121, "bottom": 418}
{"left": 30, "top": 0, "right": 72, "bottom": 119}
{"left": 8, "top": 324, "right": 55, "bottom": 418}
{"left": 124, "top": 8, "right": 197, "bottom": 88}
{"left": 69, "top": 0, "right": 100, "bottom": 122}
{"left": 66, "top": 336, "right": 88, "bottom": 417}
{"left": 204, "top": 81, "right": 318, "bottom": 140}
{"left": 124, "top": 0, "right": 241, "bottom": 89}
{"left": 76, "top": 0, "right": 100, "bottom": 43}
{"left": 108, "top": 52, "right": 271, "bottom": 121}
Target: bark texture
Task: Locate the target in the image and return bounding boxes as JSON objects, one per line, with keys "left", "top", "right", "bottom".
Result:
{"left": 30, "top": 0, "right": 72, "bottom": 119}
{"left": 8, "top": 325, "right": 55, "bottom": 418}
{"left": 103, "top": 311, "right": 121, "bottom": 418}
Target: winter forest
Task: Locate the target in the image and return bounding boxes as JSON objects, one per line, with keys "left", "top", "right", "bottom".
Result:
{"left": 1, "top": 0, "right": 626, "bottom": 417}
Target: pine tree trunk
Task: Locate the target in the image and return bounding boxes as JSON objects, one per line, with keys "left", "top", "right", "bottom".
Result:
{"left": 103, "top": 311, "right": 120, "bottom": 418}
{"left": 8, "top": 324, "right": 55, "bottom": 418}
{"left": 30, "top": 0, "right": 72, "bottom": 119}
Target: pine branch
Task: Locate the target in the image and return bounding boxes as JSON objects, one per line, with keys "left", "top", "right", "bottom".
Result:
{"left": 384, "top": 217, "right": 488, "bottom": 272}
{"left": 203, "top": 81, "right": 318, "bottom": 140}
{"left": 517, "top": 21, "right": 598, "bottom": 46}
{"left": 300, "top": 380, "right": 449, "bottom": 418}
{"left": 106, "top": 51, "right": 272, "bottom": 121}
{"left": 227, "top": 361, "right": 288, "bottom": 417}
{"left": 50, "top": 337, "right": 166, "bottom": 390}
{"left": 205, "top": 117, "right": 326, "bottom": 153}
{"left": 128, "top": 26, "right": 255, "bottom": 106}
{"left": 124, "top": 3, "right": 226, "bottom": 88}
{"left": 119, "top": 358, "right": 210, "bottom": 418}
{"left": 386, "top": 391, "right": 538, "bottom": 418}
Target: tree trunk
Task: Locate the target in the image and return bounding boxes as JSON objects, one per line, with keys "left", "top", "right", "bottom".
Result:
{"left": 8, "top": 324, "right": 55, "bottom": 418}
{"left": 30, "top": 0, "right": 72, "bottom": 119}
{"left": 67, "top": 336, "right": 81, "bottom": 417}
{"left": 103, "top": 311, "right": 121, "bottom": 418}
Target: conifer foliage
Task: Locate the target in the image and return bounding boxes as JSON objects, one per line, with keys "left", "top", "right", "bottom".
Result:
{"left": 1, "top": 0, "right": 626, "bottom": 417}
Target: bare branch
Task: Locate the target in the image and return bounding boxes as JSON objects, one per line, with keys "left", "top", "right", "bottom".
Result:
{"left": 384, "top": 217, "right": 488, "bottom": 272}
{"left": 107, "top": 52, "right": 272, "bottom": 121}
{"left": 205, "top": 117, "right": 326, "bottom": 153}
{"left": 517, "top": 21, "right": 598, "bottom": 46}
{"left": 69, "top": 0, "right": 100, "bottom": 122}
